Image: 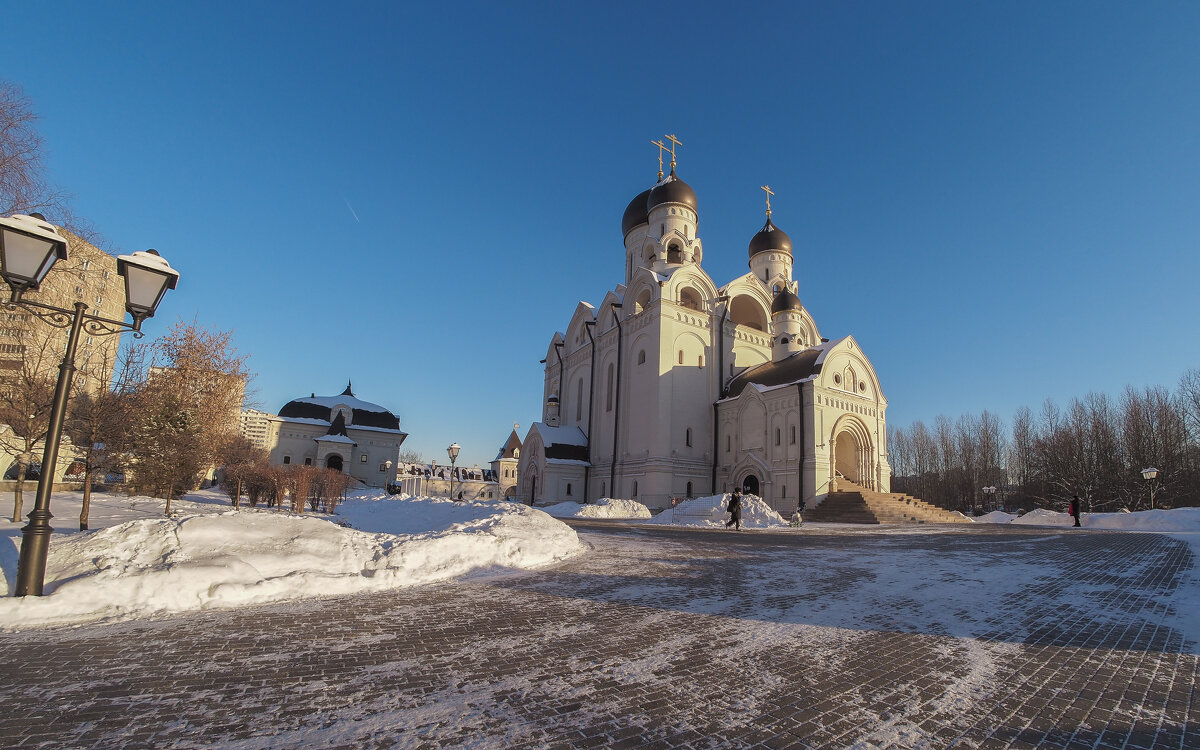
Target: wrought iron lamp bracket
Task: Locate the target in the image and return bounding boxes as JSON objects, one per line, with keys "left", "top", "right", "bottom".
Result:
{"left": 4, "top": 297, "right": 143, "bottom": 339}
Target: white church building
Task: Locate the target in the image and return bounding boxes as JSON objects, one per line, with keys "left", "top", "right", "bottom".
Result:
{"left": 516, "top": 145, "right": 890, "bottom": 514}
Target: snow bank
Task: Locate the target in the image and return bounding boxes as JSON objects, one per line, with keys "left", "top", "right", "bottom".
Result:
{"left": 541, "top": 497, "right": 652, "bottom": 519}
{"left": 972, "top": 506, "right": 1200, "bottom": 531}
{"left": 0, "top": 494, "right": 583, "bottom": 629}
{"left": 642, "top": 493, "right": 786, "bottom": 529}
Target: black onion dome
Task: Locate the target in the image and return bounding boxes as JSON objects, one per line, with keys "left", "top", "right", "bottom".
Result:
{"left": 621, "top": 187, "right": 652, "bottom": 238}
{"left": 748, "top": 217, "right": 793, "bottom": 258}
{"left": 771, "top": 288, "right": 804, "bottom": 314}
{"left": 647, "top": 168, "right": 698, "bottom": 212}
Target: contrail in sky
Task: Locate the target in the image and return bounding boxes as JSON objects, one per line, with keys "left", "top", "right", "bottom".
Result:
{"left": 344, "top": 198, "right": 360, "bottom": 223}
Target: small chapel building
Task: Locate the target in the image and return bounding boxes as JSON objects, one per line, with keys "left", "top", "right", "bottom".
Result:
{"left": 516, "top": 144, "right": 890, "bottom": 514}
{"left": 268, "top": 383, "right": 408, "bottom": 488}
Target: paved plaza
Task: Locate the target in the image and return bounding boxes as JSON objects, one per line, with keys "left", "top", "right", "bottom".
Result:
{"left": 0, "top": 522, "right": 1196, "bottom": 749}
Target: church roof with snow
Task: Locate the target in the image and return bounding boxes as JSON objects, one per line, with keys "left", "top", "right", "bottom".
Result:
{"left": 278, "top": 382, "right": 402, "bottom": 431}
{"left": 725, "top": 345, "right": 829, "bottom": 398}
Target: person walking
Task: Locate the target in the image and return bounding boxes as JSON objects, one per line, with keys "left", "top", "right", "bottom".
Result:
{"left": 1069, "top": 495, "right": 1082, "bottom": 527}
{"left": 725, "top": 488, "right": 743, "bottom": 531}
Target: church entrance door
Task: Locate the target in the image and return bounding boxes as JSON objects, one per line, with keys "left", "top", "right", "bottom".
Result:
{"left": 742, "top": 474, "right": 760, "bottom": 496}
{"left": 326, "top": 454, "right": 344, "bottom": 472}
{"left": 834, "top": 432, "right": 860, "bottom": 484}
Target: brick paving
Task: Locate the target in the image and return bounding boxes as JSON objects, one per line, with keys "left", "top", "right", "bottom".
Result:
{"left": 0, "top": 523, "right": 1195, "bottom": 749}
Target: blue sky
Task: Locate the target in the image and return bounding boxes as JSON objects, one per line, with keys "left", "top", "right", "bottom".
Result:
{"left": 3, "top": 2, "right": 1198, "bottom": 467}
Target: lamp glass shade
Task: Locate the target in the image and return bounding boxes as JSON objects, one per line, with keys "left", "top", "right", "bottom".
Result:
{"left": 117, "top": 250, "right": 179, "bottom": 318}
{"left": 0, "top": 219, "right": 67, "bottom": 289}
{"left": 447, "top": 443, "right": 461, "bottom": 462}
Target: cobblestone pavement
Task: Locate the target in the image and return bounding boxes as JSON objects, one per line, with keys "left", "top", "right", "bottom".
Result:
{"left": 0, "top": 523, "right": 1196, "bottom": 749}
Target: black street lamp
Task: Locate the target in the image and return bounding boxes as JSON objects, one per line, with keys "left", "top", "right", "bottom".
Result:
{"left": 1, "top": 213, "right": 179, "bottom": 597}
{"left": 1141, "top": 467, "right": 1159, "bottom": 510}
{"left": 982, "top": 485, "right": 997, "bottom": 514}
{"left": 447, "top": 442, "right": 460, "bottom": 500}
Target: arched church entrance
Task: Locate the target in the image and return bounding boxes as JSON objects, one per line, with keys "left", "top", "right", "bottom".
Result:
{"left": 834, "top": 432, "right": 860, "bottom": 484}
{"left": 326, "top": 454, "right": 344, "bottom": 472}
{"left": 742, "top": 474, "right": 760, "bottom": 496}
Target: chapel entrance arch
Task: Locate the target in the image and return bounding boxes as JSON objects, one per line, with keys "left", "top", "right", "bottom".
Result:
{"left": 742, "top": 474, "right": 760, "bottom": 496}
{"left": 326, "top": 454, "right": 344, "bottom": 472}
{"left": 834, "top": 432, "right": 860, "bottom": 484}
{"left": 831, "top": 416, "right": 875, "bottom": 490}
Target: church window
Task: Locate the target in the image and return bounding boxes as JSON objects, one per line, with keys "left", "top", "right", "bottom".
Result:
{"left": 790, "top": 426, "right": 796, "bottom": 444}
{"left": 782, "top": 485, "right": 787, "bottom": 498}
{"left": 632, "top": 481, "right": 638, "bottom": 497}
{"left": 361, "top": 455, "right": 368, "bottom": 463}
{"left": 606, "top": 363, "right": 614, "bottom": 411}
{"left": 566, "top": 483, "right": 572, "bottom": 496}
{"left": 283, "top": 456, "right": 291, "bottom": 464}
{"left": 698, "top": 355, "right": 703, "bottom": 367}
{"left": 773, "top": 284, "right": 780, "bottom": 294}
{"left": 513, "top": 448, "right": 519, "bottom": 458}
{"left": 304, "top": 458, "right": 312, "bottom": 465}
{"left": 601, "top": 481, "right": 606, "bottom": 496}
{"left": 687, "top": 481, "right": 693, "bottom": 498}
{"left": 575, "top": 379, "right": 583, "bottom": 421}
{"left": 678, "top": 350, "right": 684, "bottom": 365}
{"left": 638, "top": 350, "right": 646, "bottom": 365}
{"left": 775, "top": 428, "right": 781, "bottom": 446}
{"left": 726, "top": 435, "right": 731, "bottom": 452}
{"left": 780, "top": 337, "right": 788, "bottom": 345}
{"left": 667, "top": 244, "right": 682, "bottom": 264}
{"left": 686, "top": 428, "right": 693, "bottom": 447}
{"left": 833, "top": 373, "right": 842, "bottom": 385}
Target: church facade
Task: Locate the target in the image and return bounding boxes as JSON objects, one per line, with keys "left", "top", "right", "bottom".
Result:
{"left": 516, "top": 144, "right": 890, "bottom": 513}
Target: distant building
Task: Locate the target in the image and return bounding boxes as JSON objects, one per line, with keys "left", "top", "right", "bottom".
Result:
{"left": 268, "top": 383, "right": 407, "bottom": 488}
{"left": 239, "top": 408, "right": 274, "bottom": 450}
{"left": 490, "top": 425, "right": 522, "bottom": 500}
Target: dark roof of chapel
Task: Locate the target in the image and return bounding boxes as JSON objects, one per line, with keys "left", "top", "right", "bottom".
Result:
{"left": 621, "top": 188, "right": 653, "bottom": 238}
{"left": 771, "top": 288, "right": 804, "bottom": 314}
{"left": 647, "top": 168, "right": 698, "bottom": 212}
{"left": 748, "top": 217, "right": 793, "bottom": 258}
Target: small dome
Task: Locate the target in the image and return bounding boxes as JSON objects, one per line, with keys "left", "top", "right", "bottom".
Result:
{"left": 771, "top": 288, "right": 804, "bottom": 314}
{"left": 621, "top": 188, "right": 652, "bottom": 238}
{"left": 748, "top": 217, "right": 792, "bottom": 258}
{"left": 647, "top": 169, "right": 698, "bottom": 212}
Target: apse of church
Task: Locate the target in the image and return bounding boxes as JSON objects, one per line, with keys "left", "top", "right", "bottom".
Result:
{"left": 517, "top": 137, "right": 891, "bottom": 513}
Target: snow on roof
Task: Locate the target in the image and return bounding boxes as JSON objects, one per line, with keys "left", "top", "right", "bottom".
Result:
{"left": 533, "top": 424, "right": 587, "bottom": 446}
{"left": 292, "top": 394, "right": 391, "bottom": 414}
{"left": 315, "top": 434, "right": 356, "bottom": 444}
{"left": 546, "top": 458, "right": 591, "bottom": 466}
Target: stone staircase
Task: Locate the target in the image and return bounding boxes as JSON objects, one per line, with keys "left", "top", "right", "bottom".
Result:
{"left": 805, "top": 480, "right": 970, "bottom": 525}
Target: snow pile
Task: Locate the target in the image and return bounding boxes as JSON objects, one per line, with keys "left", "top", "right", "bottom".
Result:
{"left": 0, "top": 493, "right": 582, "bottom": 629}
{"left": 642, "top": 493, "right": 786, "bottom": 529}
{"left": 972, "top": 506, "right": 1200, "bottom": 531}
{"left": 541, "top": 497, "right": 652, "bottom": 519}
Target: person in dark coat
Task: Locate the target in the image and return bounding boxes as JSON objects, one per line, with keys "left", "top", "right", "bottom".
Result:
{"left": 1069, "top": 495, "right": 1082, "bottom": 527}
{"left": 725, "top": 488, "right": 743, "bottom": 530}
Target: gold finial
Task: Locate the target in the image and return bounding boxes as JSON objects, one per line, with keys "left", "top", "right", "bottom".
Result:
{"left": 651, "top": 139, "right": 666, "bottom": 180}
{"left": 760, "top": 185, "right": 774, "bottom": 217}
{"left": 664, "top": 134, "right": 682, "bottom": 170}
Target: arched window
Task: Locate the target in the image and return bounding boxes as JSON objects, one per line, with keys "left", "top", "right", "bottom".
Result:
{"left": 686, "top": 481, "right": 693, "bottom": 498}
{"left": 606, "top": 363, "right": 614, "bottom": 411}
{"left": 575, "top": 378, "right": 583, "bottom": 421}
{"left": 679, "top": 287, "right": 702, "bottom": 311}
{"left": 678, "top": 350, "right": 684, "bottom": 364}
{"left": 686, "top": 428, "right": 693, "bottom": 447}
{"left": 790, "top": 426, "right": 796, "bottom": 444}
{"left": 697, "top": 355, "right": 703, "bottom": 368}
{"left": 632, "top": 481, "right": 638, "bottom": 497}
{"left": 726, "top": 435, "right": 731, "bottom": 452}
{"left": 566, "top": 483, "right": 572, "bottom": 496}
{"left": 601, "top": 481, "right": 606, "bottom": 497}
{"left": 775, "top": 428, "right": 781, "bottom": 446}
{"left": 638, "top": 350, "right": 646, "bottom": 365}
{"left": 635, "top": 288, "right": 652, "bottom": 314}
{"left": 667, "top": 244, "right": 683, "bottom": 264}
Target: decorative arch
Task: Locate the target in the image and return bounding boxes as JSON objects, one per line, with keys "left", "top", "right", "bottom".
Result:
{"left": 729, "top": 294, "right": 768, "bottom": 331}
{"left": 634, "top": 287, "right": 653, "bottom": 315}
{"left": 678, "top": 286, "right": 702, "bottom": 311}
{"left": 829, "top": 413, "right": 876, "bottom": 490}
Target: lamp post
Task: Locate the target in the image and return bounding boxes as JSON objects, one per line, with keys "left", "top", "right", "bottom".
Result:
{"left": 1, "top": 213, "right": 179, "bottom": 597}
{"left": 447, "top": 443, "right": 460, "bottom": 500}
{"left": 383, "top": 459, "right": 392, "bottom": 493}
{"left": 1140, "top": 467, "right": 1159, "bottom": 510}
{"left": 982, "top": 485, "right": 996, "bottom": 514}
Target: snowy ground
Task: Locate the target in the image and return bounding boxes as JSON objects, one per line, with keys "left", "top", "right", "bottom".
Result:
{"left": 974, "top": 506, "right": 1200, "bottom": 531}
{"left": 0, "top": 488, "right": 582, "bottom": 629}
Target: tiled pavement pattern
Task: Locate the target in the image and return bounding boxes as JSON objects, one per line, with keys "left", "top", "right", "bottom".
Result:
{"left": 0, "top": 523, "right": 1195, "bottom": 749}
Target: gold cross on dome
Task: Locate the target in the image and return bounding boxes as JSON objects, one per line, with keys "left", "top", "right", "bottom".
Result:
{"left": 664, "top": 134, "right": 682, "bottom": 170}
{"left": 651, "top": 139, "right": 667, "bottom": 180}
{"left": 761, "top": 185, "right": 774, "bottom": 216}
